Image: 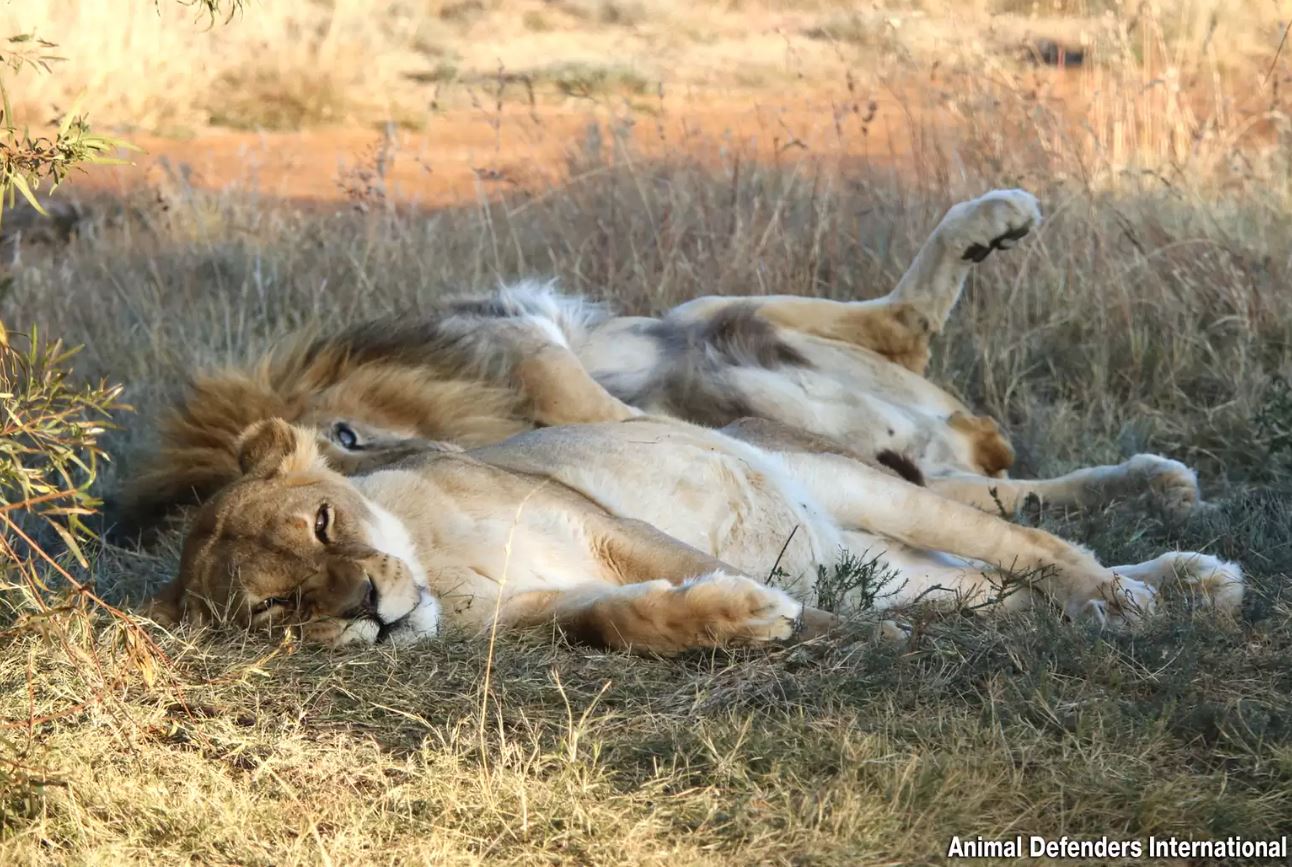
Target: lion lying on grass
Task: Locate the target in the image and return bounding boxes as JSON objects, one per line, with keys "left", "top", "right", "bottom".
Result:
{"left": 145, "top": 415, "right": 1242, "bottom": 652}
{"left": 122, "top": 189, "right": 1204, "bottom": 538}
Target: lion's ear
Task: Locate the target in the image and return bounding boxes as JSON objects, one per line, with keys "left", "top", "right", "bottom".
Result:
{"left": 235, "top": 418, "right": 324, "bottom": 478}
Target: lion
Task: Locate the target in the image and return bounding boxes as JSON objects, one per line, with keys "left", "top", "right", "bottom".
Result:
{"left": 121, "top": 189, "right": 1202, "bottom": 536}
{"left": 145, "top": 415, "right": 1242, "bottom": 653}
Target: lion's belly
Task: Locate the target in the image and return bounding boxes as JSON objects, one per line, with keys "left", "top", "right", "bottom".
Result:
{"left": 730, "top": 336, "right": 985, "bottom": 472}
{"left": 577, "top": 316, "right": 667, "bottom": 402}
{"left": 588, "top": 450, "right": 841, "bottom": 583}
{"left": 483, "top": 422, "right": 846, "bottom": 583}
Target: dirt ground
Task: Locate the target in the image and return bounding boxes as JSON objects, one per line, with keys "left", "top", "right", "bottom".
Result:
{"left": 58, "top": 59, "right": 1262, "bottom": 215}
{"left": 64, "top": 100, "right": 909, "bottom": 208}
{"left": 58, "top": 72, "right": 1029, "bottom": 209}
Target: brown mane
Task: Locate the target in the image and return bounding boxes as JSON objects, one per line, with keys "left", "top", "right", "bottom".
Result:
{"left": 120, "top": 326, "right": 532, "bottom": 536}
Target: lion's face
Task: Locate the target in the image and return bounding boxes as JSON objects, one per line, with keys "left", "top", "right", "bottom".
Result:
{"left": 149, "top": 418, "right": 440, "bottom": 646}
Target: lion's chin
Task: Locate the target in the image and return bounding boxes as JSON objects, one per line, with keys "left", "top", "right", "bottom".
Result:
{"left": 375, "top": 587, "right": 442, "bottom": 646}
{"left": 325, "top": 589, "right": 440, "bottom": 647}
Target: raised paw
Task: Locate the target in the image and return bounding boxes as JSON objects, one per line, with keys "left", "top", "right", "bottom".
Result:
{"left": 940, "top": 189, "right": 1043, "bottom": 263}
{"left": 1127, "top": 454, "right": 1203, "bottom": 517}
{"left": 679, "top": 572, "right": 804, "bottom": 645}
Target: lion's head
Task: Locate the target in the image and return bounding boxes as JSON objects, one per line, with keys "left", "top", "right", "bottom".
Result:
{"left": 116, "top": 338, "right": 533, "bottom": 540}
{"left": 145, "top": 418, "right": 441, "bottom": 646}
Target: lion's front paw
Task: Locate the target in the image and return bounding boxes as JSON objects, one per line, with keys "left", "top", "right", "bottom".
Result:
{"left": 942, "top": 189, "right": 1043, "bottom": 263}
{"left": 877, "top": 619, "right": 913, "bottom": 645}
{"left": 681, "top": 572, "right": 803, "bottom": 644}
{"left": 1127, "top": 454, "right": 1202, "bottom": 517}
{"left": 1153, "top": 553, "right": 1245, "bottom": 611}
{"left": 307, "top": 616, "right": 381, "bottom": 647}
{"left": 1068, "top": 573, "right": 1158, "bottom": 629}
{"left": 553, "top": 396, "right": 643, "bottom": 425}
{"left": 611, "top": 400, "right": 646, "bottom": 421}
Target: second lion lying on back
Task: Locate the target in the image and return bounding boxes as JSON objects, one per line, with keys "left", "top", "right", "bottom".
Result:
{"left": 124, "top": 189, "right": 1204, "bottom": 535}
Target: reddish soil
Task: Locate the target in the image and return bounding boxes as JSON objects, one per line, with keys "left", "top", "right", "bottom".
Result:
{"left": 63, "top": 66, "right": 1251, "bottom": 211}
{"left": 63, "top": 91, "right": 940, "bottom": 210}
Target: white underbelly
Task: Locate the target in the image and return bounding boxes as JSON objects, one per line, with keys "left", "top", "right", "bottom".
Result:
{"left": 727, "top": 357, "right": 983, "bottom": 473}
{"left": 529, "top": 433, "right": 846, "bottom": 584}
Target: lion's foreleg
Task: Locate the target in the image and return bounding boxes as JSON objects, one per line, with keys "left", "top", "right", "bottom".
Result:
{"left": 514, "top": 343, "right": 641, "bottom": 425}
{"left": 775, "top": 451, "right": 1136, "bottom": 620}
{"left": 501, "top": 572, "right": 805, "bottom": 655}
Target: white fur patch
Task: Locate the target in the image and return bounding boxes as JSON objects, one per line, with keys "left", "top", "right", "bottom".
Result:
{"left": 366, "top": 502, "right": 426, "bottom": 587}
{"left": 498, "top": 279, "right": 610, "bottom": 333}
{"left": 336, "top": 618, "right": 382, "bottom": 646}
{"left": 364, "top": 501, "right": 443, "bottom": 637}
{"left": 385, "top": 588, "right": 442, "bottom": 646}
{"left": 527, "top": 314, "right": 571, "bottom": 349}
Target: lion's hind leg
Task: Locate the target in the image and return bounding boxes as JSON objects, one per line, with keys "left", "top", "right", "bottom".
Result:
{"left": 772, "top": 449, "right": 1159, "bottom": 626}
{"left": 885, "top": 189, "right": 1043, "bottom": 330}
{"left": 926, "top": 453, "right": 1204, "bottom": 518}
{"left": 662, "top": 190, "right": 1042, "bottom": 375}
{"left": 840, "top": 539, "right": 1035, "bottom": 614}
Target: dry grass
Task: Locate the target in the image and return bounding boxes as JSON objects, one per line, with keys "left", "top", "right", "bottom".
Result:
{"left": 3, "top": 0, "right": 1287, "bottom": 131}
{"left": 4, "top": 1, "right": 1292, "bottom": 863}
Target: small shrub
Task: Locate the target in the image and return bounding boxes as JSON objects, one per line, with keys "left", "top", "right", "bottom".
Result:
{"left": 206, "top": 66, "right": 355, "bottom": 130}
{"left": 0, "top": 323, "right": 125, "bottom": 619}
{"left": 814, "top": 548, "right": 905, "bottom": 613}
{"left": 533, "top": 62, "right": 651, "bottom": 99}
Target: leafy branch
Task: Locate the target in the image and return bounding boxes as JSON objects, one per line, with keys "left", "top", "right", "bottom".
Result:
{"left": 0, "top": 1, "right": 244, "bottom": 228}
{"left": 0, "top": 0, "right": 243, "bottom": 724}
{"left": 0, "top": 32, "right": 63, "bottom": 75}
{"left": 0, "top": 34, "right": 140, "bottom": 229}
{"left": 0, "top": 323, "right": 126, "bottom": 569}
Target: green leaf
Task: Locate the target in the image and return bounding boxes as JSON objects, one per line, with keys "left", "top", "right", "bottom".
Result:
{"left": 85, "top": 134, "right": 145, "bottom": 154}
{"left": 58, "top": 92, "right": 87, "bottom": 136}
{"left": 49, "top": 521, "right": 88, "bottom": 568}
{"left": 9, "top": 173, "right": 47, "bottom": 215}
{"left": 0, "top": 75, "right": 12, "bottom": 133}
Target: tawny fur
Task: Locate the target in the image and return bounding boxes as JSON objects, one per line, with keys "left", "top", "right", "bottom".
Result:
{"left": 125, "top": 190, "right": 1208, "bottom": 536}
{"left": 147, "top": 418, "right": 1244, "bottom": 654}
{"left": 123, "top": 321, "right": 534, "bottom": 532}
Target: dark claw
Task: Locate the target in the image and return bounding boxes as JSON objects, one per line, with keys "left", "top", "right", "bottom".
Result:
{"left": 996, "top": 224, "right": 1031, "bottom": 244}
{"left": 961, "top": 224, "right": 1033, "bottom": 262}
